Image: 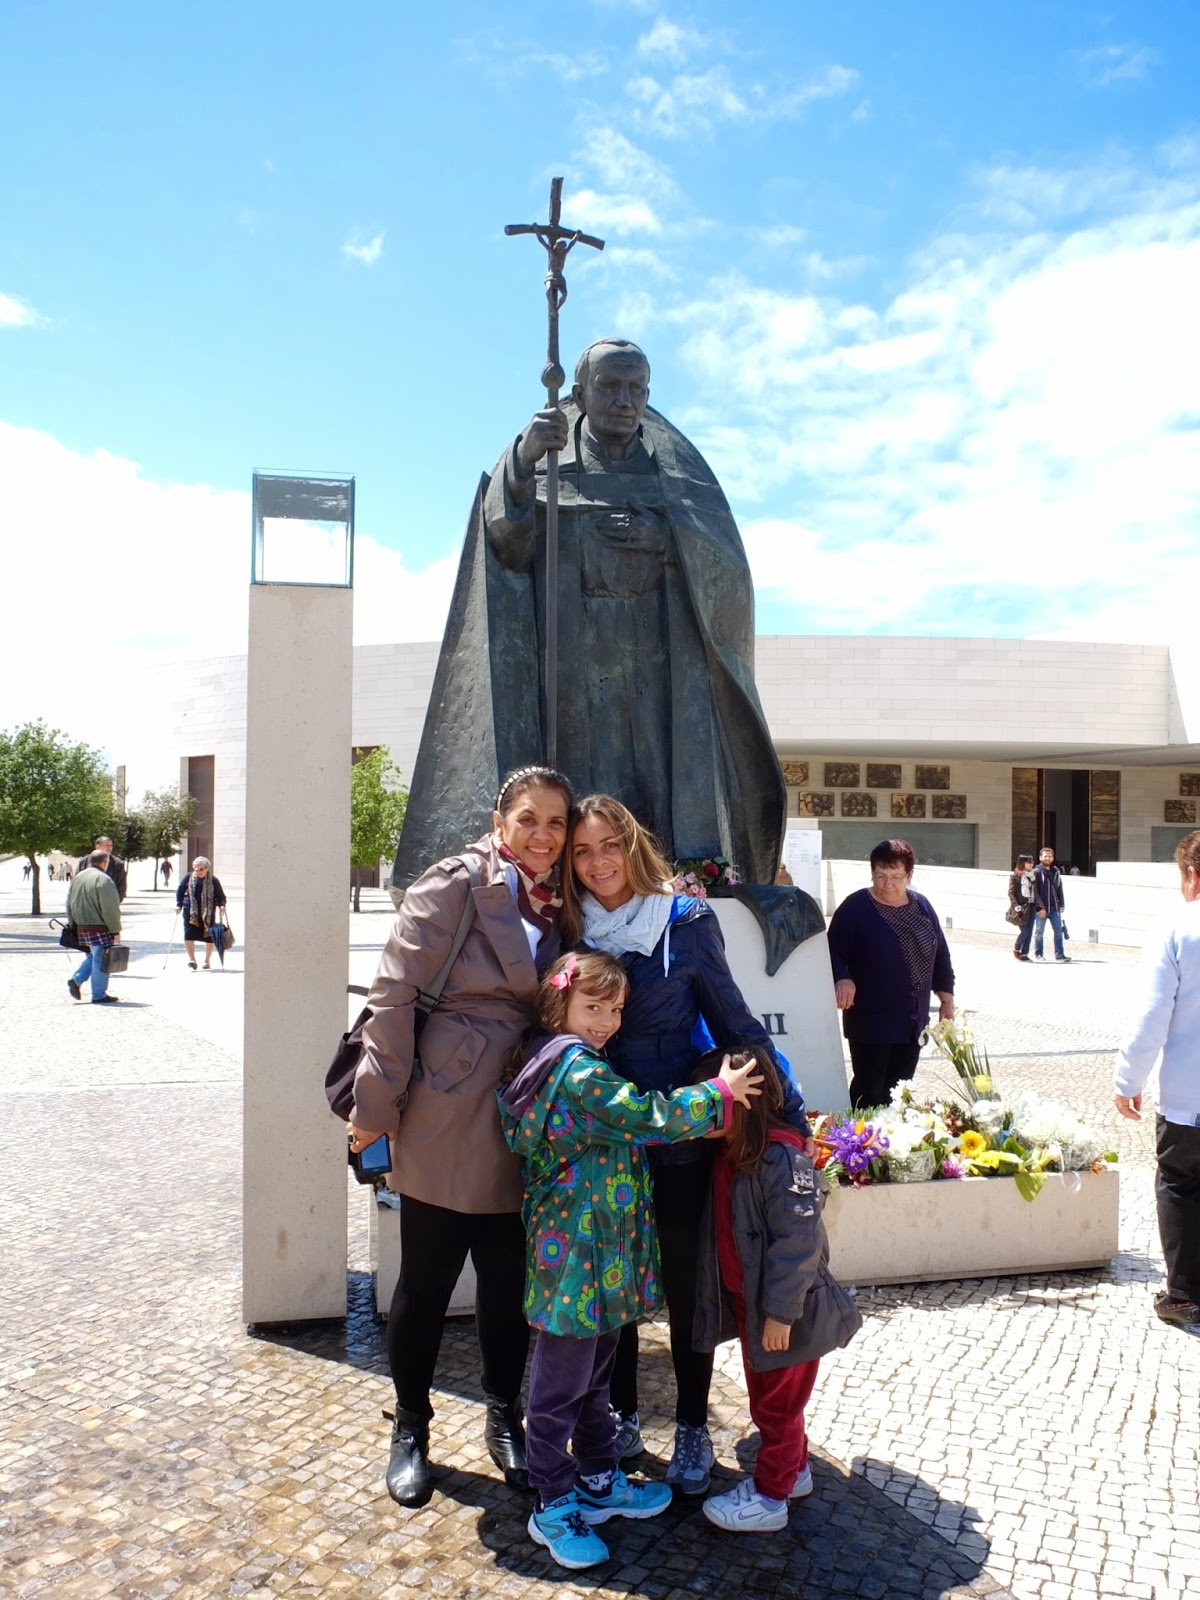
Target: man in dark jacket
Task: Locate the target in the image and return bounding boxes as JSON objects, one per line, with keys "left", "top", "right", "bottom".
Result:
{"left": 77, "top": 835, "right": 127, "bottom": 903}
{"left": 1033, "top": 846, "right": 1069, "bottom": 962}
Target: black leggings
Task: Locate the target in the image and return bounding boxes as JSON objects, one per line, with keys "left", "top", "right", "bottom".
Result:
{"left": 847, "top": 1040, "right": 921, "bottom": 1110}
{"left": 387, "top": 1195, "right": 529, "bottom": 1421}
{"left": 609, "top": 1158, "right": 714, "bottom": 1428}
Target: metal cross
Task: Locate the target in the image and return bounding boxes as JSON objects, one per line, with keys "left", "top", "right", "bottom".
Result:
{"left": 505, "top": 179, "right": 605, "bottom": 768}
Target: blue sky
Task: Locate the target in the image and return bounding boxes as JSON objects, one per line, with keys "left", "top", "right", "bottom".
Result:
{"left": 3, "top": 1, "right": 1199, "bottom": 746}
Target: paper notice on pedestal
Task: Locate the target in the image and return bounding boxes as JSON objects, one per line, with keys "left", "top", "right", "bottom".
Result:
{"left": 783, "top": 825, "right": 823, "bottom": 900}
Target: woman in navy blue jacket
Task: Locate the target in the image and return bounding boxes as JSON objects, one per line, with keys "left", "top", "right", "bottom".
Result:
{"left": 826, "top": 838, "right": 955, "bottom": 1111}
{"left": 560, "top": 793, "right": 809, "bottom": 1499}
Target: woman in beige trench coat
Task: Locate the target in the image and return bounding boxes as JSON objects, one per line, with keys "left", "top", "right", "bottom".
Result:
{"left": 349, "top": 765, "right": 571, "bottom": 1507}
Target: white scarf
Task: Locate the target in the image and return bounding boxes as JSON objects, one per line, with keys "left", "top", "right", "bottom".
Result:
{"left": 581, "top": 889, "right": 674, "bottom": 959}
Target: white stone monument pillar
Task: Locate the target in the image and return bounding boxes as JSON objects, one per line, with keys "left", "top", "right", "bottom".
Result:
{"left": 711, "top": 896, "right": 849, "bottom": 1115}
{"left": 242, "top": 474, "right": 354, "bottom": 1324}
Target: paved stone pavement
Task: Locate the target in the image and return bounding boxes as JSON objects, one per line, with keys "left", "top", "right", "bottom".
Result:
{"left": 2, "top": 861, "right": 1198, "bottom": 1600}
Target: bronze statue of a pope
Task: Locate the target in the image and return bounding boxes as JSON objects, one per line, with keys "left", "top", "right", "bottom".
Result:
{"left": 393, "top": 337, "right": 786, "bottom": 888}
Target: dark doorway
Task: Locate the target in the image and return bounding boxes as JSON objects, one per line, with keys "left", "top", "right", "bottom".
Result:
{"left": 187, "top": 755, "right": 215, "bottom": 865}
{"left": 1011, "top": 768, "right": 1119, "bottom": 874}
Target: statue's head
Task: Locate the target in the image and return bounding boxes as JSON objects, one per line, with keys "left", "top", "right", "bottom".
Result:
{"left": 572, "top": 339, "right": 651, "bottom": 453}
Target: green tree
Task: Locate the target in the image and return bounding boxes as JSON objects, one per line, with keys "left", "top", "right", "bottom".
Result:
{"left": 94, "top": 809, "right": 148, "bottom": 872}
{"left": 350, "top": 747, "right": 408, "bottom": 912}
{"left": 0, "top": 721, "right": 113, "bottom": 915}
{"left": 137, "top": 788, "right": 197, "bottom": 891}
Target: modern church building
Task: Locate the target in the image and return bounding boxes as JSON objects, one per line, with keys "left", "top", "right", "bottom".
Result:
{"left": 133, "top": 634, "right": 1200, "bottom": 888}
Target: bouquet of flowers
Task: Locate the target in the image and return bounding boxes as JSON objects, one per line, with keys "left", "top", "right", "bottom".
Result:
{"left": 816, "top": 1014, "right": 1115, "bottom": 1203}
{"left": 811, "top": 1115, "right": 889, "bottom": 1187}
{"left": 672, "top": 856, "right": 742, "bottom": 898}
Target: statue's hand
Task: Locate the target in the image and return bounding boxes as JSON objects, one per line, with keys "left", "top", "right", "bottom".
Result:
{"left": 516, "top": 409, "right": 569, "bottom": 473}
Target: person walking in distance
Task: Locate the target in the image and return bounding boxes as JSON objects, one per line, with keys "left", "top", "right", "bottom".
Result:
{"left": 66, "top": 850, "right": 123, "bottom": 1004}
{"left": 1033, "top": 846, "right": 1069, "bottom": 962}
{"left": 77, "top": 835, "right": 128, "bottom": 903}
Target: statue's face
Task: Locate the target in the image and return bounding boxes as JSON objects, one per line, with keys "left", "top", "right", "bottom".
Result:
{"left": 574, "top": 349, "right": 650, "bottom": 450}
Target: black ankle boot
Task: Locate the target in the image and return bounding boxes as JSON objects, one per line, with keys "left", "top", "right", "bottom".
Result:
{"left": 483, "top": 1395, "right": 529, "bottom": 1491}
{"left": 385, "top": 1408, "right": 433, "bottom": 1507}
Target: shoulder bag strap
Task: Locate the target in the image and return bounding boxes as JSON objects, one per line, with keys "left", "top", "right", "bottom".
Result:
{"left": 414, "top": 856, "right": 481, "bottom": 1015}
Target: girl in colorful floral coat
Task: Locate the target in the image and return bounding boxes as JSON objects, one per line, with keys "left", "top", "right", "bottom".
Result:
{"left": 498, "top": 950, "right": 764, "bottom": 1571}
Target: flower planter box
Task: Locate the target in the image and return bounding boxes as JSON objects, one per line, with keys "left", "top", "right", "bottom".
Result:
{"left": 822, "top": 1169, "right": 1119, "bottom": 1286}
{"left": 369, "top": 1192, "right": 477, "bottom": 1318}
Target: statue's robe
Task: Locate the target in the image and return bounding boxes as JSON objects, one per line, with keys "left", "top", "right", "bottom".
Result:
{"left": 392, "top": 399, "right": 786, "bottom": 889}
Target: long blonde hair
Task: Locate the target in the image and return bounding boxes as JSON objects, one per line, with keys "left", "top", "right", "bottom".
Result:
{"left": 560, "top": 794, "right": 673, "bottom": 947}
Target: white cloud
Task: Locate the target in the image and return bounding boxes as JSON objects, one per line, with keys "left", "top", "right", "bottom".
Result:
{"left": 0, "top": 292, "right": 39, "bottom": 327}
{"left": 627, "top": 62, "right": 858, "bottom": 137}
{"left": 341, "top": 231, "right": 385, "bottom": 266}
{"left": 657, "top": 145, "right": 1200, "bottom": 644}
{"left": 635, "top": 19, "right": 709, "bottom": 63}
{"left": 566, "top": 131, "right": 682, "bottom": 238}
{"left": 602, "top": 245, "right": 676, "bottom": 279}
{"left": 569, "top": 188, "right": 663, "bottom": 236}
{"left": 583, "top": 130, "right": 680, "bottom": 206}
{"left": 0, "top": 423, "right": 454, "bottom": 755}
{"left": 522, "top": 49, "right": 609, "bottom": 83}
{"left": 1076, "top": 42, "right": 1161, "bottom": 87}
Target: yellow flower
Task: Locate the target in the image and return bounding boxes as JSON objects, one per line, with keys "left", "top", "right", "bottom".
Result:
{"left": 973, "top": 1074, "right": 993, "bottom": 1095}
{"left": 959, "top": 1130, "right": 988, "bottom": 1160}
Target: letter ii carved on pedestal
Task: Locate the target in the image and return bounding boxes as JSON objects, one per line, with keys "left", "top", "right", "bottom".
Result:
{"left": 761, "top": 1013, "right": 787, "bottom": 1036}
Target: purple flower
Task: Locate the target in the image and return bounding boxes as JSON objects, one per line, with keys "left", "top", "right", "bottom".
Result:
{"left": 940, "top": 1156, "right": 967, "bottom": 1179}
{"left": 825, "top": 1119, "right": 889, "bottom": 1175}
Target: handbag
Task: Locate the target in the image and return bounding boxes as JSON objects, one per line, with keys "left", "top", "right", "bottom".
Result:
{"left": 1004, "top": 903, "right": 1024, "bottom": 926}
{"left": 214, "top": 919, "right": 236, "bottom": 953}
{"left": 51, "top": 918, "right": 80, "bottom": 951}
{"left": 324, "top": 857, "right": 481, "bottom": 1121}
{"left": 100, "top": 943, "right": 130, "bottom": 975}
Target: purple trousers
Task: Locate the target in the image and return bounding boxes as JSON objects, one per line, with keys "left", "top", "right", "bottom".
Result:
{"left": 526, "top": 1328, "right": 620, "bottom": 1504}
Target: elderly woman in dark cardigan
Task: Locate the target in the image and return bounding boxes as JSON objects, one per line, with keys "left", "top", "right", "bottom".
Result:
{"left": 826, "top": 838, "right": 955, "bottom": 1110}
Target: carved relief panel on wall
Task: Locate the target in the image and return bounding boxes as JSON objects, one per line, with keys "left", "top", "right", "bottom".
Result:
{"left": 891, "top": 793, "right": 926, "bottom": 818}
{"left": 1166, "top": 799, "right": 1196, "bottom": 824}
{"left": 797, "top": 791, "right": 834, "bottom": 817}
{"left": 933, "top": 794, "right": 967, "bottom": 820}
{"left": 915, "top": 764, "right": 950, "bottom": 790}
{"left": 824, "top": 762, "right": 861, "bottom": 788}
{"left": 866, "top": 763, "right": 901, "bottom": 789}
{"left": 841, "top": 792, "right": 877, "bottom": 818}
{"left": 780, "top": 761, "right": 810, "bottom": 787}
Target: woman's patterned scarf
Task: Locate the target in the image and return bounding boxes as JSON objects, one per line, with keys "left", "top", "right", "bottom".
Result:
{"left": 496, "top": 841, "right": 562, "bottom": 940}
{"left": 186, "top": 870, "right": 217, "bottom": 929}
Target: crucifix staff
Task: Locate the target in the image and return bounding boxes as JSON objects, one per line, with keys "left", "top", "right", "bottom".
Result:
{"left": 505, "top": 178, "right": 605, "bottom": 767}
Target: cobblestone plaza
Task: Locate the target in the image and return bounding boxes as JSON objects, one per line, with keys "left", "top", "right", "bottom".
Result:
{"left": 2, "top": 866, "right": 1197, "bottom": 1600}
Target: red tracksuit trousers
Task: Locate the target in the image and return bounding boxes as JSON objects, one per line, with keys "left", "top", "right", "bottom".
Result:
{"left": 730, "top": 1293, "right": 820, "bottom": 1502}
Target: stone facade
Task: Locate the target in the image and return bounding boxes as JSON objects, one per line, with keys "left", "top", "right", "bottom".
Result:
{"left": 128, "top": 634, "right": 1200, "bottom": 882}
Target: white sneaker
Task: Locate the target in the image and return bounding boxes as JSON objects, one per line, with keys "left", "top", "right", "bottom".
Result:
{"left": 665, "top": 1422, "right": 715, "bottom": 1496}
{"left": 789, "top": 1464, "right": 813, "bottom": 1499}
{"left": 702, "top": 1477, "right": 787, "bottom": 1533}
{"left": 610, "top": 1409, "right": 643, "bottom": 1460}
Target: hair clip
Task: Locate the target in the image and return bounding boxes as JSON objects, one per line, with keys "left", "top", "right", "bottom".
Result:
{"left": 549, "top": 954, "right": 578, "bottom": 991}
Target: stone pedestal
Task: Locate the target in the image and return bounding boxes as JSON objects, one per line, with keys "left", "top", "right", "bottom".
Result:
{"left": 710, "top": 897, "right": 849, "bottom": 1114}
{"left": 372, "top": 1193, "right": 477, "bottom": 1317}
{"left": 243, "top": 583, "right": 352, "bottom": 1324}
{"left": 822, "top": 1169, "right": 1119, "bottom": 1285}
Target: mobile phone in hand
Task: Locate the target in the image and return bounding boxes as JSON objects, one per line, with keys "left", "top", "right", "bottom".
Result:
{"left": 349, "top": 1133, "right": 392, "bottom": 1184}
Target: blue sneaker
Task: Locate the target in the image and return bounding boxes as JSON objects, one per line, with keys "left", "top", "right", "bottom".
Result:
{"left": 574, "top": 1466, "right": 673, "bottom": 1523}
{"left": 528, "top": 1492, "right": 610, "bottom": 1570}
